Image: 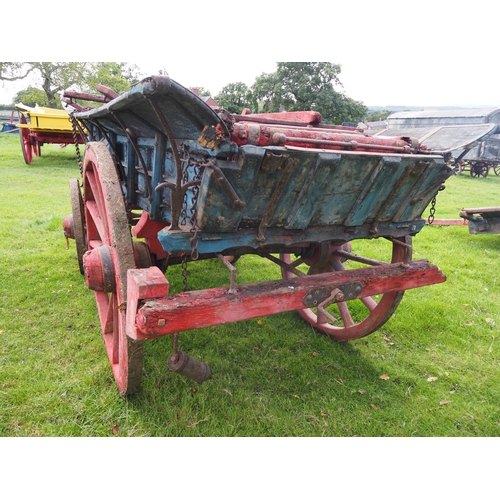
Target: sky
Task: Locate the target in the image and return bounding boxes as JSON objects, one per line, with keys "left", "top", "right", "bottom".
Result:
{"left": 2, "top": 1, "right": 499, "bottom": 110}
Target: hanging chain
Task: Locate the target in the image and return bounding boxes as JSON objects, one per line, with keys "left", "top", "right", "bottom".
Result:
{"left": 427, "top": 185, "right": 446, "bottom": 225}
{"left": 189, "top": 159, "right": 202, "bottom": 261}
{"left": 70, "top": 113, "right": 83, "bottom": 175}
{"left": 180, "top": 151, "right": 189, "bottom": 227}
{"left": 179, "top": 146, "right": 202, "bottom": 261}
{"left": 181, "top": 252, "right": 189, "bottom": 291}
{"left": 176, "top": 153, "right": 203, "bottom": 361}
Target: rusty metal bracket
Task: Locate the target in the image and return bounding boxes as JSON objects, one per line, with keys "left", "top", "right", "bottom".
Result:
{"left": 203, "top": 159, "right": 246, "bottom": 211}
{"left": 217, "top": 254, "right": 237, "bottom": 294}
{"left": 111, "top": 113, "right": 153, "bottom": 199}
{"left": 262, "top": 253, "right": 307, "bottom": 277}
{"left": 303, "top": 282, "right": 363, "bottom": 308}
{"left": 385, "top": 236, "right": 412, "bottom": 266}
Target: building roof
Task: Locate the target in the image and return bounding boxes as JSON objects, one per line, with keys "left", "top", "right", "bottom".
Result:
{"left": 389, "top": 108, "right": 500, "bottom": 120}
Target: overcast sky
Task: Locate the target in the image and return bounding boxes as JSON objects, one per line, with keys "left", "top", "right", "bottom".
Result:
{"left": 2, "top": 1, "right": 498, "bottom": 109}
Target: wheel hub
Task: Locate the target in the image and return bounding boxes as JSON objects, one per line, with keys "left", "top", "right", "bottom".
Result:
{"left": 83, "top": 245, "right": 116, "bottom": 292}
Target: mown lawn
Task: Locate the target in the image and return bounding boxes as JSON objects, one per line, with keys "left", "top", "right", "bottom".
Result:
{"left": 1, "top": 132, "right": 499, "bottom": 439}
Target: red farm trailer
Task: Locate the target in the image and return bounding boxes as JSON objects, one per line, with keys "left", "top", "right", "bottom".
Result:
{"left": 63, "top": 76, "right": 453, "bottom": 395}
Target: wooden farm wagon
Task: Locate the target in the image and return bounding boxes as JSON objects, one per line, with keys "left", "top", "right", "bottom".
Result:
{"left": 380, "top": 108, "right": 500, "bottom": 177}
{"left": 63, "top": 76, "right": 453, "bottom": 395}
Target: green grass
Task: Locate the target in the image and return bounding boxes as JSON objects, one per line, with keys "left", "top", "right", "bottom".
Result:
{"left": 1, "top": 131, "right": 500, "bottom": 438}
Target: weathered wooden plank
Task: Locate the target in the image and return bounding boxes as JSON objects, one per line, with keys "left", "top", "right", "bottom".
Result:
{"left": 127, "top": 260, "right": 446, "bottom": 340}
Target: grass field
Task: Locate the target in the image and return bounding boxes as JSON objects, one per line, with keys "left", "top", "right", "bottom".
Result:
{"left": 1, "top": 131, "right": 499, "bottom": 441}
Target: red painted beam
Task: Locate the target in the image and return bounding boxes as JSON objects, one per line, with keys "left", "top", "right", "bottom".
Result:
{"left": 426, "top": 219, "right": 469, "bottom": 226}
{"left": 126, "top": 260, "right": 446, "bottom": 340}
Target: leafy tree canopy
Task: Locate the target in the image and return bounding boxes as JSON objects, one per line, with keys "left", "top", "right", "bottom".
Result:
{"left": 13, "top": 87, "right": 49, "bottom": 107}
{"left": 1, "top": 62, "right": 140, "bottom": 108}
{"left": 215, "top": 82, "right": 252, "bottom": 114}
{"left": 191, "top": 87, "right": 212, "bottom": 97}
{"left": 247, "top": 62, "right": 368, "bottom": 125}
{"left": 365, "top": 109, "right": 392, "bottom": 122}
{"left": 82, "top": 62, "right": 141, "bottom": 95}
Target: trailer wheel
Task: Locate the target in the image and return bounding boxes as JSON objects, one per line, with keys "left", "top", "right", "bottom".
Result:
{"left": 82, "top": 142, "right": 144, "bottom": 396}
{"left": 69, "top": 178, "right": 86, "bottom": 275}
{"left": 470, "top": 162, "right": 488, "bottom": 177}
{"left": 18, "top": 114, "right": 33, "bottom": 164}
{"left": 494, "top": 164, "right": 500, "bottom": 176}
{"left": 280, "top": 236, "right": 409, "bottom": 341}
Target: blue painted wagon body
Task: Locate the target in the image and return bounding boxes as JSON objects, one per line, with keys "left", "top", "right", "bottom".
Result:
{"left": 64, "top": 76, "right": 453, "bottom": 395}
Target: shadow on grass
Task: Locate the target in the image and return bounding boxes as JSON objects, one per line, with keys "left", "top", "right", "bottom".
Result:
{"left": 120, "top": 318, "right": 416, "bottom": 436}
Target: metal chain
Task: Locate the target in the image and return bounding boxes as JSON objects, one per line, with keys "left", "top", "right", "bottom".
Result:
{"left": 172, "top": 333, "right": 179, "bottom": 362}
{"left": 70, "top": 113, "right": 83, "bottom": 174}
{"left": 427, "top": 185, "right": 445, "bottom": 225}
{"left": 181, "top": 252, "right": 189, "bottom": 291}
{"left": 180, "top": 151, "right": 189, "bottom": 227}
{"left": 179, "top": 147, "right": 202, "bottom": 261}
{"left": 189, "top": 159, "right": 201, "bottom": 261}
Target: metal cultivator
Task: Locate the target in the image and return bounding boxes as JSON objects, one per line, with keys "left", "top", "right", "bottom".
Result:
{"left": 62, "top": 76, "right": 452, "bottom": 395}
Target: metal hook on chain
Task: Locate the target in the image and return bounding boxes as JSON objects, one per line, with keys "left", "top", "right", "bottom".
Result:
{"left": 171, "top": 333, "right": 179, "bottom": 363}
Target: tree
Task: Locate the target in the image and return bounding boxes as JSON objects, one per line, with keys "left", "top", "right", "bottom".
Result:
{"left": 190, "top": 87, "right": 212, "bottom": 97}
{"left": 1, "top": 63, "right": 88, "bottom": 108}
{"left": 1, "top": 62, "right": 140, "bottom": 108}
{"left": 82, "top": 62, "right": 141, "bottom": 95}
{"left": 13, "top": 87, "right": 49, "bottom": 107}
{"left": 249, "top": 62, "right": 367, "bottom": 124}
{"left": 215, "top": 82, "right": 252, "bottom": 114}
{"left": 365, "top": 109, "right": 392, "bottom": 122}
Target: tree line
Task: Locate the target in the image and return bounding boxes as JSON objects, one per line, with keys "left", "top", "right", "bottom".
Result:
{"left": 0, "top": 62, "right": 389, "bottom": 124}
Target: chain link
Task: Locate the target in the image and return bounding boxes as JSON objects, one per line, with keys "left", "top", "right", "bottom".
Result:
{"left": 180, "top": 150, "right": 189, "bottom": 227}
{"left": 189, "top": 159, "right": 201, "bottom": 261}
{"left": 427, "top": 185, "right": 445, "bottom": 225}
{"left": 181, "top": 252, "right": 189, "bottom": 292}
{"left": 70, "top": 113, "right": 83, "bottom": 174}
{"left": 179, "top": 146, "right": 202, "bottom": 261}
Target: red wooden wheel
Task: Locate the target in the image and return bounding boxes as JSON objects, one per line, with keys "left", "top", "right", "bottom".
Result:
{"left": 69, "top": 178, "right": 86, "bottom": 275}
{"left": 470, "top": 162, "right": 488, "bottom": 178}
{"left": 82, "top": 142, "right": 144, "bottom": 395}
{"left": 18, "top": 114, "right": 33, "bottom": 164}
{"left": 280, "top": 236, "right": 410, "bottom": 341}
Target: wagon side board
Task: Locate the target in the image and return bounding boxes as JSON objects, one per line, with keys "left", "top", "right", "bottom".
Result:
{"left": 157, "top": 146, "right": 448, "bottom": 254}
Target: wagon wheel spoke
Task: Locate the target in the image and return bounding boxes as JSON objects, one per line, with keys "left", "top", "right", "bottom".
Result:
{"left": 82, "top": 142, "right": 145, "bottom": 396}
{"left": 337, "top": 301, "right": 355, "bottom": 328}
{"left": 330, "top": 256, "right": 379, "bottom": 312}
{"left": 280, "top": 237, "right": 409, "bottom": 341}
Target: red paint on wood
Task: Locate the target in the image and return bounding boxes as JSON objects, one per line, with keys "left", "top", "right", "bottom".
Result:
{"left": 426, "top": 219, "right": 468, "bottom": 226}
{"left": 127, "top": 260, "right": 446, "bottom": 340}
{"left": 132, "top": 211, "right": 170, "bottom": 260}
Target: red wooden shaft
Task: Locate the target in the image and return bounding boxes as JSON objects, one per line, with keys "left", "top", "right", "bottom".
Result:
{"left": 127, "top": 260, "right": 445, "bottom": 340}
{"left": 230, "top": 122, "right": 418, "bottom": 153}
